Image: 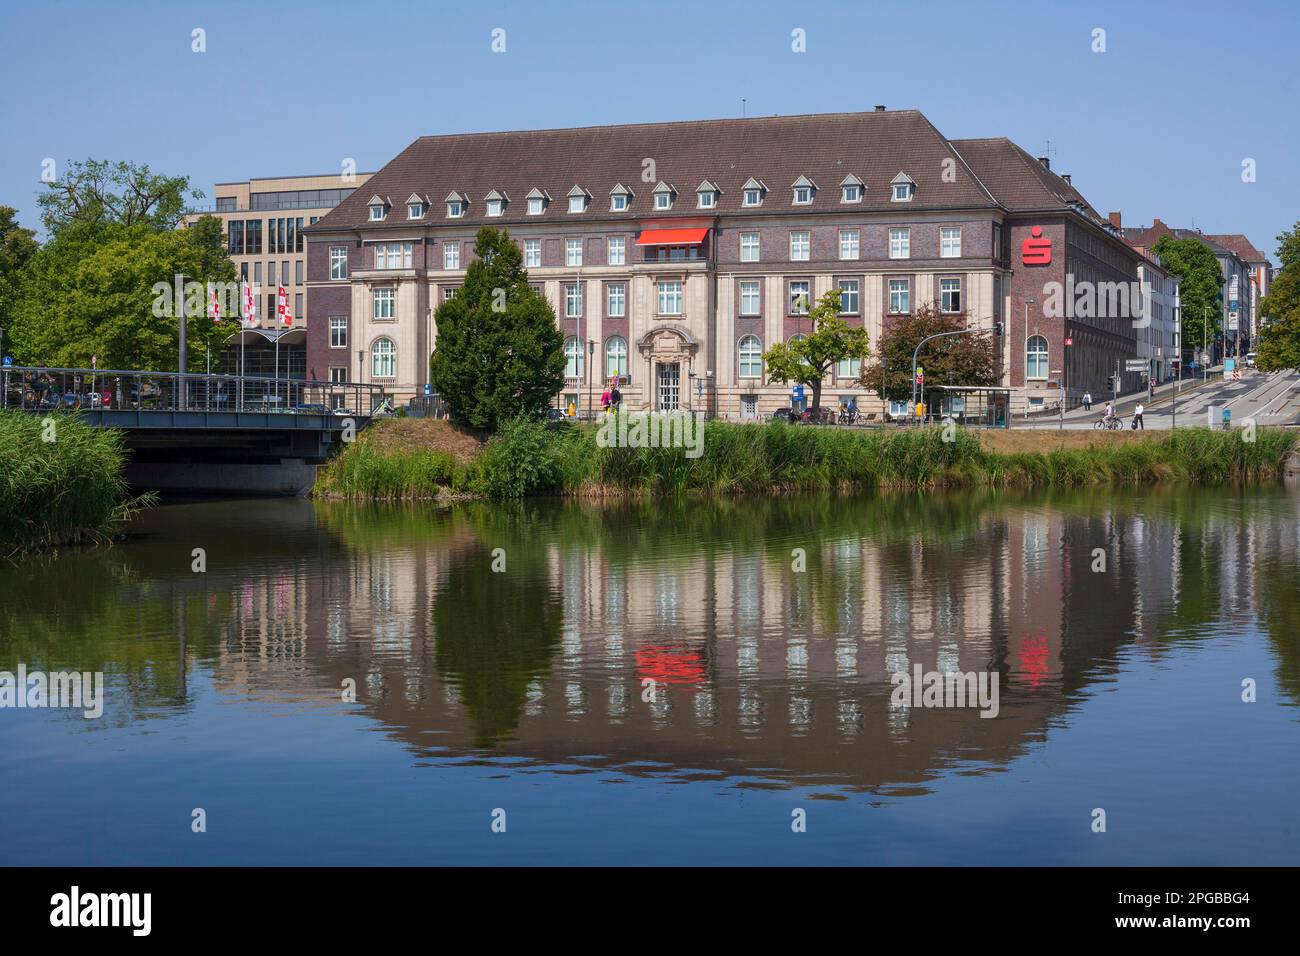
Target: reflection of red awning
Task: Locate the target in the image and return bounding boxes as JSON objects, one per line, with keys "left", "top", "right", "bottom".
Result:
{"left": 636, "top": 227, "right": 709, "bottom": 246}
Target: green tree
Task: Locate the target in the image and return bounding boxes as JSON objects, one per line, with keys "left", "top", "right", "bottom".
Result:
{"left": 1255, "top": 266, "right": 1300, "bottom": 372}
{"left": 0, "top": 206, "right": 39, "bottom": 351}
{"left": 762, "top": 290, "right": 871, "bottom": 412}
{"left": 1275, "top": 221, "right": 1300, "bottom": 273}
{"left": 428, "top": 226, "right": 565, "bottom": 432}
{"left": 1152, "top": 234, "right": 1223, "bottom": 358}
{"left": 859, "top": 305, "right": 996, "bottom": 402}
{"left": 8, "top": 218, "right": 234, "bottom": 371}
{"left": 37, "top": 159, "right": 200, "bottom": 237}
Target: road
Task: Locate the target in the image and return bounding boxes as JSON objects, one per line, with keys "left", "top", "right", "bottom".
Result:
{"left": 1016, "top": 369, "right": 1300, "bottom": 430}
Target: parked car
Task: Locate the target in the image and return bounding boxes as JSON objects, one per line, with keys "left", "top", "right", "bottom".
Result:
{"left": 1245, "top": 352, "right": 1257, "bottom": 368}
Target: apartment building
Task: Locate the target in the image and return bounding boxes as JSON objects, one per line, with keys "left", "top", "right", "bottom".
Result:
{"left": 182, "top": 171, "right": 372, "bottom": 377}
{"left": 303, "top": 110, "right": 1143, "bottom": 415}
{"left": 1135, "top": 254, "right": 1180, "bottom": 382}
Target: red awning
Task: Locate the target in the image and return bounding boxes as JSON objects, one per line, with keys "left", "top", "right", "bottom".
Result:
{"left": 635, "top": 227, "right": 709, "bottom": 246}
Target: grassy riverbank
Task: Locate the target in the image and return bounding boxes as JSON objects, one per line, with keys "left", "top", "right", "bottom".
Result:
{"left": 315, "top": 416, "right": 1298, "bottom": 500}
{"left": 0, "top": 410, "right": 148, "bottom": 552}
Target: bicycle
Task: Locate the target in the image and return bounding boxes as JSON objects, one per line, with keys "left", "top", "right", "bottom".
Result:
{"left": 1094, "top": 415, "right": 1124, "bottom": 430}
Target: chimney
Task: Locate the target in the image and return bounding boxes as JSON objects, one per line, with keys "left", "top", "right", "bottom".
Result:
{"left": 1061, "top": 174, "right": 1072, "bottom": 185}
{"left": 1108, "top": 211, "right": 1122, "bottom": 229}
{"left": 874, "top": 104, "right": 886, "bottom": 112}
{"left": 1153, "top": 217, "right": 1164, "bottom": 228}
{"left": 1037, "top": 156, "right": 1050, "bottom": 170}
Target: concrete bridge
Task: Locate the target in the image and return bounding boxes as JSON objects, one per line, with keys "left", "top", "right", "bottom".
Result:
{"left": 4, "top": 365, "right": 391, "bottom": 495}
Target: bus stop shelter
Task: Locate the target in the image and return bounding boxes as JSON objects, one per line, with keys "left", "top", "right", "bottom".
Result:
{"left": 930, "top": 386, "right": 1011, "bottom": 428}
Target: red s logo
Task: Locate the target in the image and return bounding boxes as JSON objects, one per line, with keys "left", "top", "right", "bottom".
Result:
{"left": 1022, "top": 226, "right": 1052, "bottom": 265}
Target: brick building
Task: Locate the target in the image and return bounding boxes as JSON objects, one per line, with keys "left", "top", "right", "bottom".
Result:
{"left": 304, "top": 109, "right": 1144, "bottom": 416}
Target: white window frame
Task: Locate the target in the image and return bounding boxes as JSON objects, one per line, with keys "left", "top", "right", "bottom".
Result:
{"left": 743, "top": 188, "right": 762, "bottom": 207}
{"left": 789, "top": 231, "right": 810, "bottom": 262}
{"left": 697, "top": 190, "right": 716, "bottom": 209}
{"left": 836, "top": 356, "right": 862, "bottom": 378}
{"left": 565, "top": 238, "right": 583, "bottom": 267}
{"left": 738, "top": 335, "right": 763, "bottom": 378}
{"left": 564, "top": 336, "right": 584, "bottom": 379}
{"left": 940, "top": 277, "right": 962, "bottom": 314}
{"left": 371, "top": 338, "right": 396, "bottom": 378}
{"left": 369, "top": 204, "right": 386, "bottom": 221}
{"left": 740, "top": 232, "right": 760, "bottom": 262}
{"left": 527, "top": 197, "right": 544, "bottom": 216}
{"left": 607, "top": 236, "right": 626, "bottom": 266}
{"left": 329, "top": 246, "right": 348, "bottom": 280}
{"left": 793, "top": 185, "right": 813, "bottom": 205}
{"left": 657, "top": 280, "right": 683, "bottom": 316}
{"left": 1026, "top": 335, "right": 1049, "bottom": 380}
{"left": 443, "top": 242, "right": 460, "bottom": 270}
{"left": 654, "top": 191, "right": 673, "bottom": 211}
{"left": 838, "top": 229, "right": 860, "bottom": 261}
{"left": 486, "top": 199, "right": 504, "bottom": 217}
{"left": 568, "top": 194, "right": 587, "bottom": 214}
{"left": 889, "top": 227, "right": 910, "bottom": 260}
{"left": 607, "top": 282, "right": 626, "bottom": 317}
{"left": 606, "top": 336, "right": 628, "bottom": 378}
{"left": 565, "top": 282, "right": 583, "bottom": 318}
{"left": 610, "top": 193, "right": 629, "bottom": 212}
{"left": 739, "top": 280, "right": 760, "bottom": 316}
{"left": 523, "top": 239, "right": 541, "bottom": 268}
{"left": 329, "top": 315, "right": 347, "bottom": 348}
{"left": 841, "top": 184, "right": 862, "bottom": 203}
{"left": 373, "top": 288, "right": 395, "bottom": 320}
{"left": 407, "top": 202, "right": 423, "bottom": 220}
{"left": 447, "top": 200, "right": 464, "bottom": 218}
{"left": 837, "top": 279, "right": 859, "bottom": 315}
{"left": 789, "top": 281, "right": 810, "bottom": 315}
{"left": 888, "top": 278, "right": 910, "bottom": 314}
{"left": 891, "top": 182, "right": 914, "bottom": 202}
{"left": 941, "top": 226, "right": 962, "bottom": 258}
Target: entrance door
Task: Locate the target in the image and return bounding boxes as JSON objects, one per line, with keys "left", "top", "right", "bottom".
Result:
{"left": 657, "top": 363, "right": 680, "bottom": 411}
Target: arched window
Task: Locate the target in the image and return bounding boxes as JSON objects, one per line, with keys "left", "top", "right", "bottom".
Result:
{"left": 738, "top": 335, "right": 763, "bottom": 378}
{"left": 371, "top": 337, "right": 396, "bottom": 378}
{"left": 605, "top": 336, "right": 627, "bottom": 378}
{"left": 564, "top": 336, "right": 584, "bottom": 379}
{"left": 1026, "top": 335, "right": 1049, "bottom": 379}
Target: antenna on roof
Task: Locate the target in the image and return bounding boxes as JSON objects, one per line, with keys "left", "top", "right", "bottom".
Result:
{"left": 1043, "top": 139, "right": 1058, "bottom": 160}
{"left": 741, "top": 98, "right": 747, "bottom": 118}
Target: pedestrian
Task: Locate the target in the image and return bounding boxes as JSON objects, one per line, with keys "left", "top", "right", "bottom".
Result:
{"left": 610, "top": 383, "right": 622, "bottom": 410}
{"left": 1083, "top": 391, "right": 1092, "bottom": 411}
{"left": 1133, "top": 402, "right": 1144, "bottom": 430}
{"left": 600, "top": 386, "right": 611, "bottom": 415}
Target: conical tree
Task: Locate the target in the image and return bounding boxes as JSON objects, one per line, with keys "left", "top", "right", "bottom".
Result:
{"left": 429, "top": 227, "right": 564, "bottom": 432}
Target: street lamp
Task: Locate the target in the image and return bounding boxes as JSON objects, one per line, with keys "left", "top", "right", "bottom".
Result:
{"left": 912, "top": 327, "right": 980, "bottom": 425}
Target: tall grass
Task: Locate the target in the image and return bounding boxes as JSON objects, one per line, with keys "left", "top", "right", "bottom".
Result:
{"left": 0, "top": 410, "right": 147, "bottom": 552}
{"left": 315, "top": 417, "right": 1298, "bottom": 501}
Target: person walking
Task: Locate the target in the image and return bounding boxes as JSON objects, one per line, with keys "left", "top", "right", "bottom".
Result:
{"left": 1083, "top": 391, "right": 1092, "bottom": 411}
{"left": 1133, "top": 402, "right": 1145, "bottom": 430}
{"left": 600, "top": 386, "right": 611, "bottom": 415}
{"left": 610, "top": 383, "right": 622, "bottom": 411}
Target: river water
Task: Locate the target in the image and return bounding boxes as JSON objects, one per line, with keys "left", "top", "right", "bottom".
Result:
{"left": 2, "top": 488, "right": 1297, "bottom": 865}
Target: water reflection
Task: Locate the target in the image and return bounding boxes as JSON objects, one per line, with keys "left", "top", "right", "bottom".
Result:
{"left": 2, "top": 488, "right": 1298, "bottom": 797}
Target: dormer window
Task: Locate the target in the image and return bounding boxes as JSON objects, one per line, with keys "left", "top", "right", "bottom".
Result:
{"left": 567, "top": 186, "right": 590, "bottom": 213}
{"left": 406, "top": 193, "right": 426, "bottom": 219}
{"left": 652, "top": 182, "right": 675, "bottom": 211}
{"left": 890, "top": 173, "right": 916, "bottom": 202}
{"left": 368, "top": 195, "right": 390, "bottom": 221}
{"left": 484, "top": 189, "right": 507, "bottom": 218}
{"left": 696, "top": 181, "right": 720, "bottom": 209}
{"left": 525, "top": 187, "right": 548, "bottom": 216}
{"left": 741, "top": 178, "right": 766, "bottom": 207}
{"left": 791, "top": 176, "right": 817, "bottom": 205}
{"left": 370, "top": 205, "right": 386, "bottom": 221}
{"left": 840, "top": 175, "right": 864, "bottom": 203}
{"left": 609, "top": 183, "right": 632, "bottom": 212}
{"left": 445, "top": 191, "right": 467, "bottom": 218}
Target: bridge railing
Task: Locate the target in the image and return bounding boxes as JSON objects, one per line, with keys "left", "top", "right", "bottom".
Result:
{"left": 1, "top": 366, "right": 389, "bottom": 417}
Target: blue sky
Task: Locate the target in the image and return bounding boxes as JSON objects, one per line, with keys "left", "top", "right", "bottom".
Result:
{"left": 2, "top": 0, "right": 1296, "bottom": 259}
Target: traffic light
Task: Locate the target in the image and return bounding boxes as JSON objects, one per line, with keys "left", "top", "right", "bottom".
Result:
{"left": 1106, "top": 375, "right": 1115, "bottom": 391}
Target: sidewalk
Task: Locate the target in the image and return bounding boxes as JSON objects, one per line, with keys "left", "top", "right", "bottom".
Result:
{"left": 1062, "top": 368, "right": 1221, "bottom": 420}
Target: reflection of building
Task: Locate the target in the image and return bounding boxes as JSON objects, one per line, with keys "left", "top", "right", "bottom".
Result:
{"left": 181, "top": 172, "right": 373, "bottom": 381}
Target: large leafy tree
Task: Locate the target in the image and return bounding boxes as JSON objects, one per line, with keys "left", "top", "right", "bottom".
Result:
{"left": 429, "top": 226, "right": 564, "bottom": 432}
{"left": 8, "top": 217, "right": 234, "bottom": 371}
{"left": 1152, "top": 234, "right": 1223, "bottom": 359}
{"left": 859, "top": 305, "right": 996, "bottom": 401}
{"left": 1256, "top": 266, "right": 1300, "bottom": 372}
{"left": 1274, "top": 221, "right": 1300, "bottom": 273}
{"left": 0, "top": 206, "right": 39, "bottom": 352}
{"left": 37, "top": 159, "right": 200, "bottom": 236}
{"left": 762, "top": 290, "right": 870, "bottom": 412}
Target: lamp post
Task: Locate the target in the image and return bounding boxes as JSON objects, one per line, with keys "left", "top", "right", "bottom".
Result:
{"left": 587, "top": 338, "right": 595, "bottom": 418}
{"left": 912, "top": 327, "right": 980, "bottom": 426}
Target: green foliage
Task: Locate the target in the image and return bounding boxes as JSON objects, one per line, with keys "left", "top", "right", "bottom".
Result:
{"left": 1153, "top": 235, "right": 1224, "bottom": 353}
{"left": 860, "top": 304, "right": 997, "bottom": 401}
{"left": 7, "top": 217, "right": 234, "bottom": 370}
{"left": 762, "top": 290, "right": 871, "bottom": 412}
{"left": 1256, "top": 264, "right": 1300, "bottom": 372}
{"left": 0, "top": 409, "right": 148, "bottom": 551}
{"left": 468, "top": 415, "right": 563, "bottom": 498}
{"left": 428, "top": 227, "right": 565, "bottom": 433}
{"left": 316, "top": 443, "right": 456, "bottom": 499}
{"left": 0, "top": 206, "right": 38, "bottom": 344}
{"left": 1275, "top": 221, "right": 1300, "bottom": 273}
{"left": 37, "top": 159, "right": 200, "bottom": 236}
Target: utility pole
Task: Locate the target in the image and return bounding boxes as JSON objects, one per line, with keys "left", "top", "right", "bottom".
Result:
{"left": 177, "top": 273, "right": 187, "bottom": 410}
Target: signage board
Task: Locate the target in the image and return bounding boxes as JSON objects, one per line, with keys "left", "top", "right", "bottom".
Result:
{"left": 1125, "top": 359, "right": 1148, "bottom": 372}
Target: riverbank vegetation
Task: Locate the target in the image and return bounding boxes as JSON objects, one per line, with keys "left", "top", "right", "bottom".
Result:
{"left": 315, "top": 416, "right": 1297, "bottom": 500}
{"left": 0, "top": 410, "right": 149, "bottom": 552}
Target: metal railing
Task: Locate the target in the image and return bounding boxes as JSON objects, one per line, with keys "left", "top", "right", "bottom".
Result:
{"left": 1, "top": 366, "right": 389, "bottom": 418}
